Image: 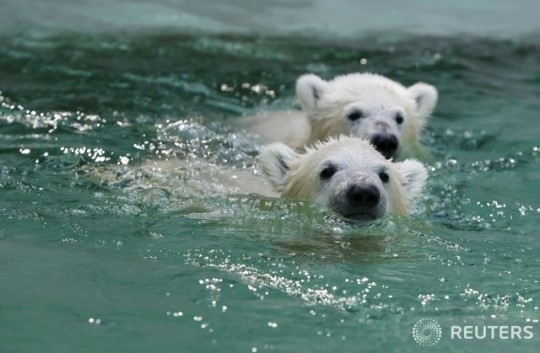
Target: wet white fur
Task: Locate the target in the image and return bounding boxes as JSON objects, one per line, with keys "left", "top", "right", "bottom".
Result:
{"left": 260, "top": 136, "right": 427, "bottom": 216}
{"left": 240, "top": 73, "right": 437, "bottom": 159}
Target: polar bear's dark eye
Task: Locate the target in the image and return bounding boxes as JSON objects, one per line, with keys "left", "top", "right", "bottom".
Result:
{"left": 378, "top": 171, "right": 389, "bottom": 183}
{"left": 320, "top": 165, "right": 337, "bottom": 180}
{"left": 395, "top": 113, "right": 404, "bottom": 125}
{"left": 347, "top": 110, "right": 363, "bottom": 121}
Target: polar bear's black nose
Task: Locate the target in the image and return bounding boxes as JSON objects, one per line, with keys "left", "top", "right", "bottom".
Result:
{"left": 347, "top": 184, "right": 380, "bottom": 208}
{"left": 372, "top": 134, "right": 398, "bottom": 159}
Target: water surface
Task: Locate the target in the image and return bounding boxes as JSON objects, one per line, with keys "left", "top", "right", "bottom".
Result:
{"left": 1, "top": 2, "right": 540, "bottom": 353}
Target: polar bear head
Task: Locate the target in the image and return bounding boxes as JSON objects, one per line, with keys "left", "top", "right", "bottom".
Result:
{"left": 296, "top": 73, "right": 438, "bottom": 159}
{"left": 260, "top": 136, "right": 427, "bottom": 220}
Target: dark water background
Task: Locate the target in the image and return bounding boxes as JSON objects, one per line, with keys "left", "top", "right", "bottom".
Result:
{"left": 1, "top": 1, "right": 540, "bottom": 352}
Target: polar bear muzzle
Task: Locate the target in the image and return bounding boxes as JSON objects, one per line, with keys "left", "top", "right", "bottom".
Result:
{"left": 371, "top": 133, "right": 399, "bottom": 159}
{"left": 332, "top": 183, "right": 386, "bottom": 221}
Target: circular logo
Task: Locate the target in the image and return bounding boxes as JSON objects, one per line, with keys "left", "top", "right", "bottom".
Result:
{"left": 412, "top": 318, "right": 442, "bottom": 346}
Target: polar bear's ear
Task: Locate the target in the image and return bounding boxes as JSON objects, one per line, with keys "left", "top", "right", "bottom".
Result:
{"left": 296, "top": 74, "right": 328, "bottom": 112}
{"left": 259, "top": 143, "right": 297, "bottom": 192}
{"left": 396, "top": 159, "right": 428, "bottom": 200}
{"left": 407, "top": 83, "right": 438, "bottom": 121}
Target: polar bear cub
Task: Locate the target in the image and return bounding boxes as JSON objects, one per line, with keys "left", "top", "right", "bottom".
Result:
{"left": 260, "top": 136, "right": 427, "bottom": 220}
{"left": 297, "top": 73, "right": 437, "bottom": 159}
{"left": 245, "top": 73, "right": 437, "bottom": 160}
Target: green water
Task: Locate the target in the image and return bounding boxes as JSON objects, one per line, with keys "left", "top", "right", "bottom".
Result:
{"left": 1, "top": 19, "right": 540, "bottom": 353}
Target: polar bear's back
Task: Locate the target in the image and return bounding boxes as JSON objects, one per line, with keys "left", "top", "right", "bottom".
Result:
{"left": 234, "top": 110, "right": 311, "bottom": 149}
{"left": 87, "top": 158, "right": 277, "bottom": 199}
